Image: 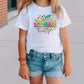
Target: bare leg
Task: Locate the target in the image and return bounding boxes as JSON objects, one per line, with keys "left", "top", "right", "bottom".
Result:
{"left": 29, "top": 74, "right": 44, "bottom": 84}
{"left": 45, "top": 76, "right": 62, "bottom": 84}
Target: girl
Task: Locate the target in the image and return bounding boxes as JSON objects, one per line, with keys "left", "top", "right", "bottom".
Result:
{"left": 15, "top": 0, "right": 72, "bottom": 84}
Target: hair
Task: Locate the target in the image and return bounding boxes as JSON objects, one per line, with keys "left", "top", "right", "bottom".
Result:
{"left": 17, "top": 0, "right": 63, "bottom": 19}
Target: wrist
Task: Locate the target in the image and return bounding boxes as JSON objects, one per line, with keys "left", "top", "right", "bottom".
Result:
{"left": 18, "top": 57, "right": 27, "bottom": 66}
{"left": 20, "top": 61, "right": 27, "bottom": 66}
{"left": 18, "top": 57, "right": 27, "bottom": 61}
{"left": 64, "top": 55, "right": 71, "bottom": 62}
{"left": 64, "top": 59, "right": 72, "bottom": 64}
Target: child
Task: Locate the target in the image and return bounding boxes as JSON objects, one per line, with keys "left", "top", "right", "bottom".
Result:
{"left": 15, "top": 0, "right": 72, "bottom": 84}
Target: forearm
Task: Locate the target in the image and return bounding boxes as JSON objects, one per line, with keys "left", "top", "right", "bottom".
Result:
{"left": 18, "top": 38, "right": 27, "bottom": 65}
{"left": 18, "top": 39, "right": 26, "bottom": 58}
{"left": 62, "top": 36, "right": 71, "bottom": 63}
{"left": 60, "top": 27, "right": 72, "bottom": 77}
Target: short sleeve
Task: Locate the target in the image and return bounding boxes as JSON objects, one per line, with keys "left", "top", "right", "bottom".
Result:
{"left": 59, "top": 6, "right": 71, "bottom": 28}
{"left": 15, "top": 7, "right": 29, "bottom": 31}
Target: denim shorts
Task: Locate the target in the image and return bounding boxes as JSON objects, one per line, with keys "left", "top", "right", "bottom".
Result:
{"left": 26, "top": 49, "right": 64, "bottom": 78}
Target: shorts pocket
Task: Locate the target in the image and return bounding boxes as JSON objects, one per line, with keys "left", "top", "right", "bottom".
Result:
{"left": 26, "top": 53, "right": 31, "bottom": 60}
{"left": 53, "top": 53, "right": 62, "bottom": 63}
{"left": 26, "top": 53, "right": 36, "bottom": 62}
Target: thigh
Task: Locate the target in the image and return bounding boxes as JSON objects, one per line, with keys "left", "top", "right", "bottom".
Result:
{"left": 45, "top": 76, "right": 62, "bottom": 84}
{"left": 29, "top": 74, "right": 43, "bottom": 84}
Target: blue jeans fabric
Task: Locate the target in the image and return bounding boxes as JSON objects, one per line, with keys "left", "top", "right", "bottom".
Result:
{"left": 26, "top": 49, "right": 64, "bottom": 78}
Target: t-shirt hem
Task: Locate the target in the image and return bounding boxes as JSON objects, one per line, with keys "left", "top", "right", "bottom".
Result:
{"left": 15, "top": 24, "right": 28, "bottom": 31}
{"left": 59, "top": 20, "right": 72, "bottom": 28}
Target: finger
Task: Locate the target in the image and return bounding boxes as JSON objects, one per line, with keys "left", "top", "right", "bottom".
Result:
{"left": 67, "top": 72, "right": 70, "bottom": 77}
{"left": 28, "top": 72, "right": 30, "bottom": 76}
{"left": 68, "top": 71, "right": 71, "bottom": 76}
{"left": 65, "top": 73, "right": 68, "bottom": 77}
{"left": 63, "top": 70, "right": 65, "bottom": 74}
{"left": 25, "top": 74, "right": 29, "bottom": 80}
{"left": 22, "top": 75, "right": 26, "bottom": 79}
{"left": 63, "top": 71, "right": 65, "bottom": 73}
{"left": 68, "top": 72, "right": 71, "bottom": 76}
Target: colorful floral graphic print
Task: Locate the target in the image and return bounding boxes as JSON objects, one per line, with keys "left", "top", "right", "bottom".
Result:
{"left": 34, "top": 15, "right": 57, "bottom": 34}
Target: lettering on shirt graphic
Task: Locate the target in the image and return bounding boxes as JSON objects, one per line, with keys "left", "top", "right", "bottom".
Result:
{"left": 34, "top": 15, "right": 57, "bottom": 34}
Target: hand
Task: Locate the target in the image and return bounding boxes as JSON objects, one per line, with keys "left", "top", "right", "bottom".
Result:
{"left": 19, "top": 64, "right": 30, "bottom": 80}
{"left": 63, "top": 61, "right": 72, "bottom": 77}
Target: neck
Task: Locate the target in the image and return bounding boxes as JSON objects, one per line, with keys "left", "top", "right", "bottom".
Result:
{"left": 35, "top": 0, "right": 50, "bottom": 7}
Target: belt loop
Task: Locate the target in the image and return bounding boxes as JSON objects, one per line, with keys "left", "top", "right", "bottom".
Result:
{"left": 31, "top": 49, "right": 34, "bottom": 58}
{"left": 50, "top": 53, "right": 52, "bottom": 58}
{"left": 44, "top": 53, "right": 47, "bottom": 60}
{"left": 33, "top": 50, "right": 36, "bottom": 57}
{"left": 35, "top": 51, "right": 37, "bottom": 58}
{"left": 50, "top": 53, "right": 53, "bottom": 58}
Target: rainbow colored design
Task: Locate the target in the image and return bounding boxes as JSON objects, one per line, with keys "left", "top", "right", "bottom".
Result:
{"left": 34, "top": 15, "right": 57, "bottom": 34}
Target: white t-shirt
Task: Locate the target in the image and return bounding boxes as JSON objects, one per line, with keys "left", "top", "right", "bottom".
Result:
{"left": 15, "top": 2, "right": 71, "bottom": 54}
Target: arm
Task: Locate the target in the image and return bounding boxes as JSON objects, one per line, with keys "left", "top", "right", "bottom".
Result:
{"left": 59, "top": 26, "right": 72, "bottom": 77}
{"left": 18, "top": 29, "right": 28, "bottom": 66}
{"left": 18, "top": 29, "right": 30, "bottom": 80}
{"left": 60, "top": 26, "right": 71, "bottom": 62}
